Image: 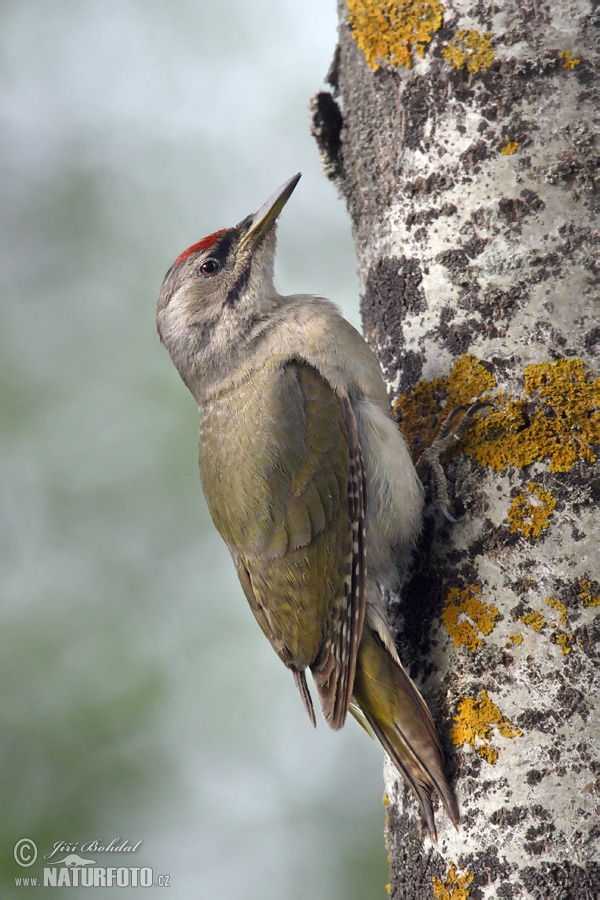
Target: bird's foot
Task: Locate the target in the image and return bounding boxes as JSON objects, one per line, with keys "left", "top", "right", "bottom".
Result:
{"left": 415, "top": 402, "right": 491, "bottom": 522}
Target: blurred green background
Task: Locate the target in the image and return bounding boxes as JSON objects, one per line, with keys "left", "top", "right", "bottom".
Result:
{"left": 1, "top": 1, "right": 390, "bottom": 897}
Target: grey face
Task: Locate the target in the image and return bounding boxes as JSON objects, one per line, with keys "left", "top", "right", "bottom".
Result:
{"left": 156, "top": 174, "right": 301, "bottom": 401}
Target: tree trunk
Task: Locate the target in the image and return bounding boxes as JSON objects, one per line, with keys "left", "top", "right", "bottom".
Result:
{"left": 312, "top": 1, "right": 598, "bottom": 897}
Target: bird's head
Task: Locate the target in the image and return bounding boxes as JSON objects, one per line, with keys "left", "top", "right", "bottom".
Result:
{"left": 156, "top": 173, "right": 301, "bottom": 399}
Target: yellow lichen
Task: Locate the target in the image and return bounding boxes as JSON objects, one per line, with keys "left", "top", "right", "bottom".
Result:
{"left": 442, "top": 29, "right": 496, "bottom": 73}
{"left": 509, "top": 633, "right": 523, "bottom": 644}
{"left": 560, "top": 50, "right": 580, "bottom": 69}
{"left": 397, "top": 356, "right": 599, "bottom": 473}
{"left": 545, "top": 596, "right": 568, "bottom": 628}
{"left": 445, "top": 353, "right": 498, "bottom": 405}
{"left": 347, "top": 0, "right": 444, "bottom": 71}
{"left": 442, "top": 584, "right": 499, "bottom": 651}
{"left": 520, "top": 611, "right": 546, "bottom": 632}
{"left": 501, "top": 136, "right": 519, "bottom": 155}
{"left": 394, "top": 354, "right": 496, "bottom": 461}
{"left": 579, "top": 579, "right": 600, "bottom": 607}
{"left": 451, "top": 689, "right": 522, "bottom": 764}
{"left": 555, "top": 633, "right": 573, "bottom": 655}
{"left": 466, "top": 359, "right": 600, "bottom": 472}
{"left": 543, "top": 598, "right": 573, "bottom": 654}
{"left": 515, "top": 597, "right": 581, "bottom": 657}
{"left": 432, "top": 862, "right": 474, "bottom": 900}
{"left": 507, "top": 482, "right": 556, "bottom": 538}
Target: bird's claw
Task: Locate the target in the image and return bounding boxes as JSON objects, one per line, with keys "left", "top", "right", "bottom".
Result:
{"left": 415, "top": 401, "right": 492, "bottom": 521}
{"left": 441, "top": 505, "right": 462, "bottom": 524}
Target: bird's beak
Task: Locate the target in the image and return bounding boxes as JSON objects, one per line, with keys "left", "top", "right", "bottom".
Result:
{"left": 237, "top": 173, "right": 301, "bottom": 251}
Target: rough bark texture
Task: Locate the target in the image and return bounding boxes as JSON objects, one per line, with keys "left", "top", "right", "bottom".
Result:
{"left": 312, "top": 1, "right": 598, "bottom": 897}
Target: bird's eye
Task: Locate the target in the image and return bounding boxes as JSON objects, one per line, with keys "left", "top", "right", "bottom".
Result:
{"left": 198, "top": 258, "right": 220, "bottom": 277}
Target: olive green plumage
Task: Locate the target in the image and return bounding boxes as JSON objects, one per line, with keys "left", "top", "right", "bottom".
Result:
{"left": 200, "top": 360, "right": 365, "bottom": 729}
{"left": 157, "top": 173, "right": 459, "bottom": 840}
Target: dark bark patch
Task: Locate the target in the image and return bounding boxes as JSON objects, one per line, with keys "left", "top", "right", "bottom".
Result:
{"left": 556, "top": 683, "right": 589, "bottom": 721}
{"left": 575, "top": 620, "right": 600, "bottom": 662}
{"left": 461, "top": 845, "right": 514, "bottom": 896}
{"left": 396, "top": 349, "right": 423, "bottom": 394}
{"left": 460, "top": 140, "right": 491, "bottom": 172}
{"left": 397, "top": 567, "right": 441, "bottom": 665}
{"left": 497, "top": 191, "right": 548, "bottom": 233}
{"left": 462, "top": 236, "right": 487, "bottom": 258}
{"left": 364, "top": 255, "right": 426, "bottom": 317}
{"left": 362, "top": 256, "right": 427, "bottom": 378}
{"left": 516, "top": 708, "right": 554, "bottom": 732}
{"left": 525, "top": 768, "right": 549, "bottom": 785}
{"left": 520, "top": 860, "right": 600, "bottom": 899}
{"left": 439, "top": 319, "right": 480, "bottom": 355}
{"left": 325, "top": 44, "right": 340, "bottom": 93}
{"left": 489, "top": 805, "right": 529, "bottom": 827}
{"left": 309, "top": 91, "right": 344, "bottom": 183}
{"left": 583, "top": 326, "right": 599, "bottom": 352}
{"left": 386, "top": 793, "right": 446, "bottom": 898}
{"left": 438, "top": 248, "right": 470, "bottom": 272}
{"left": 530, "top": 804, "right": 553, "bottom": 821}
{"left": 498, "top": 197, "right": 524, "bottom": 224}
{"left": 408, "top": 170, "right": 455, "bottom": 196}
{"left": 439, "top": 305, "right": 456, "bottom": 326}
{"left": 466, "top": 286, "right": 518, "bottom": 321}
{"left": 406, "top": 202, "right": 457, "bottom": 228}
{"left": 525, "top": 821, "right": 556, "bottom": 843}
{"left": 520, "top": 188, "right": 546, "bottom": 212}
{"left": 529, "top": 250, "right": 563, "bottom": 283}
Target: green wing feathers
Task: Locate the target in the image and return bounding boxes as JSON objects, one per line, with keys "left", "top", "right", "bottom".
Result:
{"left": 199, "top": 360, "right": 366, "bottom": 729}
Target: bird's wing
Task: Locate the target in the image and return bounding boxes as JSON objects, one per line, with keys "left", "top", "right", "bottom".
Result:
{"left": 199, "top": 360, "right": 366, "bottom": 730}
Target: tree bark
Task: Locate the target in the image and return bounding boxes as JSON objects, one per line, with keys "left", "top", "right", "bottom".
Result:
{"left": 312, "top": 1, "right": 598, "bottom": 897}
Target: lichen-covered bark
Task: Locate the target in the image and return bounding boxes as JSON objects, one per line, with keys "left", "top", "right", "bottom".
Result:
{"left": 312, "top": 1, "right": 598, "bottom": 897}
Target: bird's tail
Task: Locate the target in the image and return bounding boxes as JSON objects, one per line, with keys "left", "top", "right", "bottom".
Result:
{"left": 352, "top": 622, "right": 459, "bottom": 841}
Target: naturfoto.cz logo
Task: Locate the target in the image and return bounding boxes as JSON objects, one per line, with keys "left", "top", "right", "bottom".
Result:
{"left": 13, "top": 838, "right": 170, "bottom": 889}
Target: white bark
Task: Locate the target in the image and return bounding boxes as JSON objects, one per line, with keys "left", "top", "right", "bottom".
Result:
{"left": 312, "top": 0, "right": 598, "bottom": 896}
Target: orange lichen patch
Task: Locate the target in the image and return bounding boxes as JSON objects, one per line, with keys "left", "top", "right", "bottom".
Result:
{"left": 509, "top": 633, "right": 523, "bottom": 644}
{"left": 520, "top": 611, "right": 546, "bottom": 632}
{"left": 560, "top": 50, "right": 580, "bottom": 69}
{"left": 461, "top": 359, "right": 599, "bottom": 472}
{"left": 396, "top": 357, "right": 599, "bottom": 472}
{"left": 394, "top": 354, "right": 496, "bottom": 460}
{"left": 521, "top": 359, "right": 599, "bottom": 469}
{"left": 507, "top": 482, "right": 556, "bottom": 538}
{"left": 442, "top": 584, "right": 499, "bottom": 651}
{"left": 382, "top": 792, "right": 389, "bottom": 806}
{"left": 545, "top": 596, "right": 568, "bottom": 628}
{"left": 432, "top": 862, "right": 474, "bottom": 900}
{"left": 445, "top": 353, "right": 497, "bottom": 405}
{"left": 442, "top": 29, "right": 496, "bottom": 73}
{"left": 518, "top": 601, "right": 576, "bottom": 656}
{"left": 501, "top": 136, "right": 519, "bottom": 155}
{"left": 579, "top": 579, "right": 600, "bottom": 607}
{"left": 451, "top": 689, "right": 522, "bottom": 764}
{"left": 347, "top": 0, "right": 444, "bottom": 71}
{"left": 544, "top": 598, "right": 574, "bottom": 654}
{"left": 473, "top": 362, "right": 594, "bottom": 470}
{"left": 555, "top": 633, "right": 573, "bottom": 655}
